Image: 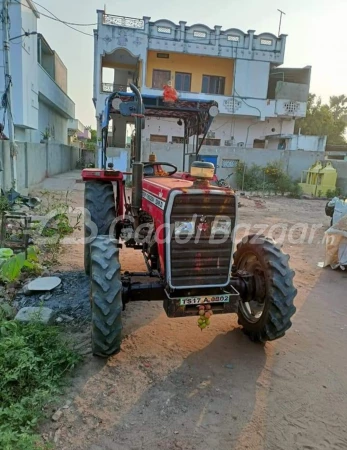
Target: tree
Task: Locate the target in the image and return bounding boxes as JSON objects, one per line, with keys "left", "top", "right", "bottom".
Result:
{"left": 85, "top": 126, "right": 97, "bottom": 149}
{"left": 89, "top": 129, "right": 97, "bottom": 143}
{"left": 295, "top": 94, "right": 347, "bottom": 145}
{"left": 329, "top": 95, "right": 347, "bottom": 121}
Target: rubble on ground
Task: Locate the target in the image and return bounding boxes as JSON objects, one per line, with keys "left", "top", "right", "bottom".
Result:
{"left": 15, "top": 306, "right": 56, "bottom": 324}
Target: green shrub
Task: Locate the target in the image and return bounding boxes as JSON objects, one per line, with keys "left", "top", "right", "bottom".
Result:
{"left": 326, "top": 188, "right": 341, "bottom": 199}
{"left": 0, "top": 319, "right": 80, "bottom": 449}
{"left": 236, "top": 160, "right": 300, "bottom": 196}
{"left": 288, "top": 183, "right": 303, "bottom": 199}
{"left": 235, "top": 162, "right": 263, "bottom": 192}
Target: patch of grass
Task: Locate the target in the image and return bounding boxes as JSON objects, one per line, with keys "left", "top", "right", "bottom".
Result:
{"left": 0, "top": 319, "right": 80, "bottom": 449}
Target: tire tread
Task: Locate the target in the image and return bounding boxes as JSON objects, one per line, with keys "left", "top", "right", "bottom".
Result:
{"left": 234, "top": 234, "right": 297, "bottom": 342}
{"left": 90, "top": 236, "right": 122, "bottom": 357}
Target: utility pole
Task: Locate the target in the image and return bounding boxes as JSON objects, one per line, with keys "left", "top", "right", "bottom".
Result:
{"left": 277, "top": 9, "right": 286, "bottom": 37}
{"left": 2, "top": 0, "right": 17, "bottom": 189}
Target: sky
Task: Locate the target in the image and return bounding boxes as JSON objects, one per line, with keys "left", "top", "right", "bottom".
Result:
{"left": 35, "top": 0, "right": 347, "bottom": 127}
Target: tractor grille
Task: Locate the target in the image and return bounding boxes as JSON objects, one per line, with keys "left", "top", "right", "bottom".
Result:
{"left": 169, "top": 193, "right": 236, "bottom": 288}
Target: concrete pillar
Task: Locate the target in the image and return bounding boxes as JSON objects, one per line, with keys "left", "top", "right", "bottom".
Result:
{"left": 114, "top": 69, "right": 128, "bottom": 88}
{"left": 248, "top": 29, "right": 255, "bottom": 51}
{"left": 279, "top": 34, "right": 287, "bottom": 62}
{"left": 142, "top": 17, "right": 151, "bottom": 89}
{"left": 93, "top": 29, "right": 100, "bottom": 100}
{"left": 214, "top": 25, "right": 222, "bottom": 46}
{"left": 179, "top": 21, "right": 187, "bottom": 42}
{"left": 112, "top": 116, "right": 127, "bottom": 148}
{"left": 97, "top": 9, "right": 104, "bottom": 27}
{"left": 144, "top": 16, "right": 151, "bottom": 35}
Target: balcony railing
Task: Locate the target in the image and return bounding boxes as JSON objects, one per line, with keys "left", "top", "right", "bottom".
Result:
{"left": 101, "top": 83, "right": 131, "bottom": 93}
{"left": 103, "top": 14, "right": 144, "bottom": 29}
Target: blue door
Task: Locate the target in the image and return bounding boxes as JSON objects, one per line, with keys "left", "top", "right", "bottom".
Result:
{"left": 198, "top": 155, "right": 218, "bottom": 171}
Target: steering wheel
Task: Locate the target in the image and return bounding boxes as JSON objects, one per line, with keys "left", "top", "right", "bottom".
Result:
{"left": 143, "top": 162, "right": 178, "bottom": 176}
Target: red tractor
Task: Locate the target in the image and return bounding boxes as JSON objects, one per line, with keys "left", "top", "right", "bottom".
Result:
{"left": 82, "top": 84, "right": 296, "bottom": 357}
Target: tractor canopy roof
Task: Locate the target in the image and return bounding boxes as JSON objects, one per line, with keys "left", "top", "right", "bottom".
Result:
{"left": 102, "top": 91, "right": 218, "bottom": 138}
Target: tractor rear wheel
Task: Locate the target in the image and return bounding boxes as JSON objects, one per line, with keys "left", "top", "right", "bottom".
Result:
{"left": 84, "top": 181, "right": 116, "bottom": 276}
{"left": 234, "top": 234, "right": 297, "bottom": 342}
{"left": 90, "top": 236, "right": 122, "bottom": 357}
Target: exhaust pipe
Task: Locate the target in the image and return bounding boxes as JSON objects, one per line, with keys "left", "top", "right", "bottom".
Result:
{"left": 129, "top": 83, "right": 143, "bottom": 218}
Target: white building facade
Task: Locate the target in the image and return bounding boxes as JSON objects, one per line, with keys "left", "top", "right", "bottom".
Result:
{"left": 0, "top": 0, "right": 77, "bottom": 144}
{"left": 93, "top": 10, "right": 319, "bottom": 167}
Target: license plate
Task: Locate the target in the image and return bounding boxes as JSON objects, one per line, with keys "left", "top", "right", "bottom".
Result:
{"left": 180, "top": 294, "right": 230, "bottom": 306}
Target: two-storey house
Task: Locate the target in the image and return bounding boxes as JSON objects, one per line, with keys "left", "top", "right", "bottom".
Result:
{"left": 93, "top": 10, "right": 315, "bottom": 169}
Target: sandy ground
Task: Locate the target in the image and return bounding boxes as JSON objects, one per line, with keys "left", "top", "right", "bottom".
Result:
{"left": 34, "top": 172, "right": 347, "bottom": 450}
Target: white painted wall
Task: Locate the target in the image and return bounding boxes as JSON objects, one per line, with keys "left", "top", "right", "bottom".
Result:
{"left": 141, "top": 141, "right": 330, "bottom": 186}
{"left": 38, "top": 100, "right": 69, "bottom": 145}
{"left": 288, "top": 135, "right": 327, "bottom": 151}
{"left": 97, "top": 147, "right": 129, "bottom": 171}
{"left": 266, "top": 135, "right": 327, "bottom": 152}
{"left": 234, "top": 60, "right": 270, "bottom": 99}
{"left": 0, "top": 1, "right": 75, "bottom": 144}
{"left": 142, "top": 116, "right": 295, "bottom": 148}
{"left": 0, "top": 0, "right": 39, "bottom": 134}
{"left": 0, "top": 140, "right": 79, "bottom": 191}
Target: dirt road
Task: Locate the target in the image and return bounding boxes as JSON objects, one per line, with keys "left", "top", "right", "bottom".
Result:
{"left": 36, "top": 175, "right": 347, "bottom": 450}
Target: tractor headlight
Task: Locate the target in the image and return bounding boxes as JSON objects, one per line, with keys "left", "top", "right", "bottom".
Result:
{"left": 190, "top": 161, "right": 214, "bottom": 180}
{"left": 174, "top": 221, "right": 195, "bottom": 236}
{"left": 211, "top": 216, "right": 231, "bottom": 235}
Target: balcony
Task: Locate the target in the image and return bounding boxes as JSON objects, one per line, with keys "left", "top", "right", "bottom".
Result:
{"left": 101, "top": 83, "right": 131, "bottom": 93}
{"left": 38, "top": 64, "right": 75, "bottom": 119}
{"left": 68, "top": 119, "right": 85, "bottom": 135}
{"left": 140, "top": 87, "right": 307, "bottom": 119}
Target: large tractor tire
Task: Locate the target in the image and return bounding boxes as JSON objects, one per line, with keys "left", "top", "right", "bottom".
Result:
{"left": 234, "top": 234, "right": 297, "bottom": 342}
{"left": 84, "top": 181, "right": 116, "bottom": 276}
{"left": 90, "top": 236, "right": 122, "bottom": 357}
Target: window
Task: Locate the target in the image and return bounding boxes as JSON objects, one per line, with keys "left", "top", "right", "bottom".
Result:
{"left": 150, "top": 134, "right": 168, "bottom": 143}
{"left": 253, "top": 139, "right": 265, "bottom": 148}
{"left": 201, "top": 75, "right": 225, "bottom": 95}
{"left": 193, "top": 30, "right": 207, "bottom": 38}
{"left": 222, "top": 159, "right": 239, "bottom": 168}
{"left": 198, "top": 138, "right": 221, "bottom": 146}
{"left": 227, "top": 35, "right": 240, "bottom": 42}
{"left": 172, "top": 136, "right": 188, "bottom": 144}
{"left": 157, "top": 53, "right": 169, "bottom": 59}
{"left": 175, "top": 72, "right": 191, "bottom": 92}
{"left": 152, "top": 70, "right": 171, "bottom": 89}
{"left": 260, "top": 38, "right": 272, "bottom": 46}
{"left": 157, "top": 26, "right": 171, "bottom": 34}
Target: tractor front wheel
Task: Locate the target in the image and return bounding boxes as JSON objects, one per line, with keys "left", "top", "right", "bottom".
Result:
{"left": 90, "top": 236, "right": 122, "bottom": 357}
{"left": 234, "top": 235, "right": 297, "bottom": 342}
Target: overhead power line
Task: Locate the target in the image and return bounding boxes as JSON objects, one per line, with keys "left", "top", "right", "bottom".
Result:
{"left": 12, "top": 0, "right": 95, "bottom": 36}
{"left": 31, "top": 1, "right": 97, "bottom": 27}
